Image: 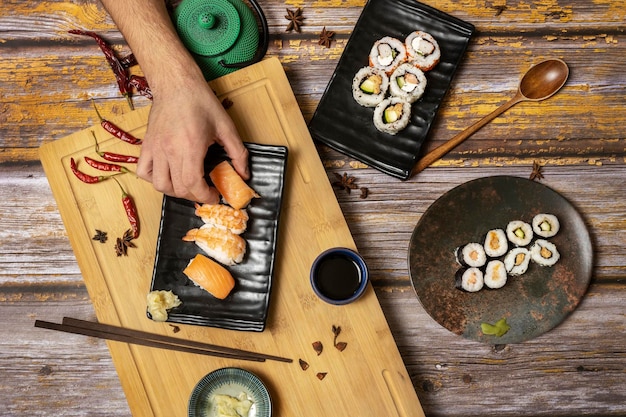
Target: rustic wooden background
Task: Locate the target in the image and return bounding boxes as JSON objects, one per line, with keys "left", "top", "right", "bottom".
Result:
{"left": 1, "top": 0, "right": 624, "bottom": 416}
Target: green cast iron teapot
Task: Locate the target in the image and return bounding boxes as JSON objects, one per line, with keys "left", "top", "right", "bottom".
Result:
{"left": 174, "top": 0, "right": 269, "bottom": 80}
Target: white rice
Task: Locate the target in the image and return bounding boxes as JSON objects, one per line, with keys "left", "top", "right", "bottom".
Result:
{"left": 483, "top": 228, "right": 508, "bottom": 258}
{"left": 484, "top": 260, "right": 508, "bottom": 289}
{"left": 373, "top": 97, "right": 411, "bottom": 135}
{"left": 532, "top": 213, "right": 560, "bottom": 238}
{"left": 531, "top": 239, "right": 560, "bottom": 267}
{"left": 369, "top": 36, "right": 407, "bottom": 75}
{"left": 388, "top": 63, "right": 427, "bottom": 104}
{"left": 405, "top": 31, "right": 440, "bottom": 71}
{"left": 506, "top": 220, "right": 533, "bottom": 246}
{"left": 352, "top": 66, "right": 389, "bottom": 107}
{"left": 459, "top": 242, "right": 487, "bottom": 268}
{"left": 456, "top": 267, "right": 484, "bottom": 292}
{"left": 504, "top": 247, "right": 531, "bottom": 276}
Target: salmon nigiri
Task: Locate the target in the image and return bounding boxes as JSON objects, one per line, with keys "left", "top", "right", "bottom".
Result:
{"left": 209, "top": 160, "right": 259, "bottom": 210}
{"left": 182, "top": 224, "right": 246, "bottom": 265}
{"left": 183, "top": 254, "right": 235, "bottom": 300}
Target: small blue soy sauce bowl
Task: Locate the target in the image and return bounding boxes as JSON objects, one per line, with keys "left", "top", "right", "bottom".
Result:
{"left": 310, "top": 247, "right": 369, "bottom": 305}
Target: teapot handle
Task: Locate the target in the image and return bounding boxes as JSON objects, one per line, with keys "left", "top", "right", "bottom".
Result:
{"left": 218, "top": 0, "right": 268, "bottom": 69}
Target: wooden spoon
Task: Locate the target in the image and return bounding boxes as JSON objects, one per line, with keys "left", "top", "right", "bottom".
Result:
{"left": 412, "top": 58, "right": 570, "bottom": 175}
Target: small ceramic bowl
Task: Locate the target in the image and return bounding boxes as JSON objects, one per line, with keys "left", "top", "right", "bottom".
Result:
{"left": 310, "top": 247, "right": 369, "bottom": 305}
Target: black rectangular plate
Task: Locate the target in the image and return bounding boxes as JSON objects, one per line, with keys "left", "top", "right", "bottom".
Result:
{"left": 309, "top": 0, "right": 474, "bottom": 179}
{"left": 149, "top": 143, "right": 288, "bottom": 332}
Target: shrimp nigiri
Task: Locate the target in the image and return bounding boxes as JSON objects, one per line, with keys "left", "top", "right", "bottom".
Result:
{"left": 194, "top": 203, "right": 248, "bottom": 234}
{"left": 182, "top": 224, "right": 246, "bottom": 265}
{"left": 183, "top": 254, "right": 235, "bottom": 299}
{"left": 209, "top": 161, "right": 259, "bottom": 210}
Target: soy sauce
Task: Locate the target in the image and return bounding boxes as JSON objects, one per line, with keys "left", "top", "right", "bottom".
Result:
{"left": 314, "top": 254, "right": 362, "bottom": 300}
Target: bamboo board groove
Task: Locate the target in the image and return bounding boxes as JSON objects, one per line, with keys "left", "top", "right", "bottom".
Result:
{"left": 2, "top": 0, "right": 625, "bottom": 415}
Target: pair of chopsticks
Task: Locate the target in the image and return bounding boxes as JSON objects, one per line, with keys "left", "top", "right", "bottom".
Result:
{"left": 34, "top": 317, "right": 292, "bottom": 363}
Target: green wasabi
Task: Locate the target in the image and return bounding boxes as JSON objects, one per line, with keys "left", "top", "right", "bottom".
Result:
{"left": 481, "top": 318, "right": 511, "bottom": 337}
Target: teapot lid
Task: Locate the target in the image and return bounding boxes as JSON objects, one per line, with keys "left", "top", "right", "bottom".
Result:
{"left": 175, "top": 0, "right": 242, "bottom": 57}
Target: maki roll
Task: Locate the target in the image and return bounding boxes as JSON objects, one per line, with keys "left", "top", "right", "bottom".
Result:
{"left": 373, "top": 97, "right": 411, "bottom": 135}
{"left": 484, "top": 260, "right": 508, "bottom": 289}
{"left": 369, "top": 36, "right": 407, "bottom": 75}
{"left": 352, "top": 66, "right": 389, "bottom": 107}
{"left": 405, "top": 31, "right": 440, "bottom": 71}
{"left": 532, "top": 213, "right": 560, "bottom": 238}
{"left": 483, "top": 228, "right": 508, "bottom": 258}
{"left": 455, "top": 267, "right": 484, "bottom": 292}
{"left": 531, "top": 239, "right": 560, "bottom": 267}
{"left": 504, "top": 247, "right": 531, "bottom": 276}
{"left": 389, "top": 63, "right": 427, "bottom": 104}
{"left": 456, "top": 242, "right": 487, "bottom": 268}
{"left": 506, "top": 220, "right": 533, "bottom": 246}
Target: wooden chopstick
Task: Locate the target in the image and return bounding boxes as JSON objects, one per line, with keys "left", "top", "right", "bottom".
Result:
{"left": 34, "top": 318, "right": 292, "bottom": 364}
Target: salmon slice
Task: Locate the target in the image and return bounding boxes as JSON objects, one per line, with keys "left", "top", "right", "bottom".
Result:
{"left": 182, "top": 224, "right": 246, "bottom": 265}
{"left": 194, "top": 202, "right": 249, "bottom": 234}
{"left": 183, "top": 254, "right": 235, "bottom": 300}
{"left": 209, "top": 161, "right": 259, "bottom": 210}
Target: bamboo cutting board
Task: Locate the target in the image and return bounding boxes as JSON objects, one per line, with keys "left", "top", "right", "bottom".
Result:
{"left": 39, "top": 57, "right": 425, "bottom": 417}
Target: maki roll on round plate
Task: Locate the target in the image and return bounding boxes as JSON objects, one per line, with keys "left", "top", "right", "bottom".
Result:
{"left": 455, "top": 267, "right": 484, "bottom": 292}
{"left": 504, "top": 247, "right": 531, "bottom": 276}
{"left": 506, "top": 220, "right": 533, "bottom": 246}
{"left": 373, "top": 97, "right": 411, "bottom": 134}
{"left": 456, "top": 242, "right": 487, "bottom": 268}
{"left": 405, "top": 31, "right": 440, "bottom": 71}
{"left": 389, "top": 63, "right": 427, "bottom": 104}
{"left": 352, "top": 66, "right": 389, "bottom": 107}
{"left": 532, "top": 213, "right": 560, "bottom": 238}
{"left": 483, "top": 228, "right": 508, "bottom": 258}
{"left": 484, "top": 260, "right": 508, "bottom": 289}
{"left": 531, "top": 239, "right": 560, "bottom": 266}
{"left": 369, "top": 36, "right": 407, "bottom": 75}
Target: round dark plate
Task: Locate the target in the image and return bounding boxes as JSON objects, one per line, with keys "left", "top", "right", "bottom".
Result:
{"left": 188, "top": 367, "right": 271, "bottom": 417}
{"left": 408, "top": 176, "right": 593, "bottom": 344}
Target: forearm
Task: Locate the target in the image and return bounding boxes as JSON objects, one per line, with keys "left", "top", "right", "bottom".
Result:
{"left": 99, "top": 0, "right": 206, "bottom": 97}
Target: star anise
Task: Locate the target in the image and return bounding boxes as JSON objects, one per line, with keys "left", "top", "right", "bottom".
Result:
{"left": 332, "top": 172, "right": 359, "bottom": 194}
{"left": 529, "top": 161, "right": 544, "bottom": 181}
{"left": 285, "top": 7, "right": 304, "bottom": 33}
{"left": 92, "top": 229, "right": 108, "bottom": 243}
{"left": 318, "top": 27, "right": 335, "bottom": 48}
{"left": 115, "top": 228, "right": 137, "bottom": 256}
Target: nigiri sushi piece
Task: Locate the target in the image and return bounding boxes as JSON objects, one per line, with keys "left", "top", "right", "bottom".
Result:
{"left": 182, "top": 224, "right": 246, "bottom": 265}
{"left": 194, "top": 203, "right": 249, "bottom": 234}
{"left": 183, "top": 254, "right": 235, "bottom": 299}
{"left": 209, "top": 161, "right": 259, "bottom": 210}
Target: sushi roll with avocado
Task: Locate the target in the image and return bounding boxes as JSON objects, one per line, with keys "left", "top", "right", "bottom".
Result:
{"left": 506, "top": 220, "right": 533, "bottom": 246}
{"left": 455, "top": 267, "right": 484, "bottom": 292}
{"left": 531, "top": 239, "right": 560, "bottom": 267}
{"left": 369, "top": 36, "right": 407, "bottom": 75}
{"left": 532, "top": 213, "right": 560, "bottom": 238}
{"left": 389, "top": 63, "right": 427, "bottom": 104}
{"left": 352, "top": 66, "right": 389, "bottom": 107}
{"left": 504, "top": 247, "right": 531, "bottom": 276}
{"left": 483, "top": 228, "right": 508, "bottom": 258}
{"left": 373, "top": 97, "right": 411, "bottom": 134}
{"left": 456, "top": 242, "right": 487, "bottom": 268}
{"left": 484, "top": 260, "right": 508, "bottom": 289}
{"left": 405, "top": 31, "right": 440, "bottom": 71}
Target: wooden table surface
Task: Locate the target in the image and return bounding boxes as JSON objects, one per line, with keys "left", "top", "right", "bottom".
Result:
{"left": 1, "top": 0, "right": 624, "bottom": 416}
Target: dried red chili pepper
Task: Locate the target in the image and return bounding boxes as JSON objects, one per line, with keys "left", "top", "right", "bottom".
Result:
{"left": 84, "top": 156, "right": 131, "bottom": 173}
{"left": 68, "top": 29, "right": 133, "bottom": 109}
{"left": 92, "top": 101, "right": 142, "bottom": 145}
{"left": 113, "top": 178, "right": 140, "bottom": 239}
{"left": 119, "top": 52, "right": 138, "bottom": 69}
{"left": 70, "top": 157, "right": 120, "bottom": 184}
{"left": 92, "top": 132, "right": 139, "bottom": 163}
{"left": 128, "top": 75, "right": 153, "bottom": 100}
